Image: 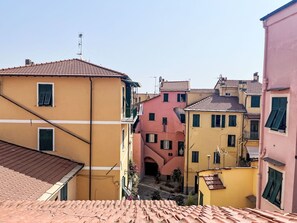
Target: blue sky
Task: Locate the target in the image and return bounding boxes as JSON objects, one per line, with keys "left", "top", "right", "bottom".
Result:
{"left": 0, "top": 0, "right": 290, "bottom": 92}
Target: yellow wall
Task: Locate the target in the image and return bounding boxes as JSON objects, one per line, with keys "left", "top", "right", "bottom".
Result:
{"left": 187, "top": 91, "right": 214, "bottom": 105}
{"left": 185, "top": 111, "right": 244, "bottom": 190}
{"left": 199, "top": 167, "right": 257, "bottom": 208}
{"left": 0, "top": 76, "right": 132, "bottom": 200}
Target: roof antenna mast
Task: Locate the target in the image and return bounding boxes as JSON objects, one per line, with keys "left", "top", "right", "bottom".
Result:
{"left": 77, "top": 33, "right": 83, "bottom": 59}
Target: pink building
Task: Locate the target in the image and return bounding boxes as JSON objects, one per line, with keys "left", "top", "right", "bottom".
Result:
{"left": 258, "top": 1, "right": 297, "bottom": 212}
{"left": 134, "top": 80, "right": 188, "bottom": 179}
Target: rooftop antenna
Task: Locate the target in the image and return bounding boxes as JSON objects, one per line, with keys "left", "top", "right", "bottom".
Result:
{"left": 77, "top": 33, "right": 83, "bottom": 59}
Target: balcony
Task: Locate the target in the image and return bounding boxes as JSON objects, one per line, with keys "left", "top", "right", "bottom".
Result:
{"left": 244, "top": 131, "right": 259, "bottom": 140}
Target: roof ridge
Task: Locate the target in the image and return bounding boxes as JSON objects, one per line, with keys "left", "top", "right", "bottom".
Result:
{"left": 0, "top": 58, "right": 76, "bottom": 71}
{"left": 0, "top": 139, "right": 84, "bottom": 166}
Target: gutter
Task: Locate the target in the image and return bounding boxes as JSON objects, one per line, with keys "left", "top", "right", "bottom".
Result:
{"left": 257, "top": 21, "right": 269, "bottom": 209}
{"left": 89, "top": 77, "right": 93, "bottom": 200}
{"left": 185, "top": 110, "right": 190, "bottom": 195}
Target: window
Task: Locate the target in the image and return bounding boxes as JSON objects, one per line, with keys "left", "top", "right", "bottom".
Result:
{"left": 168, "top": 153, "right": 173, "bottom": 156}
{"left": 262, "top": 167, "right": 283, "bottom": 208}
{"left": 192, "top": 151, "right": 199, "bottom": 163}
{"left": 228, "top": 135, "right": 236, "bottom": 147}
{"left": 39, "top": 128, "right": 54, "bottom": 151}
{"left": 146, "top": 134, "right": 158, "bottom": 143}
{"left": 214, "top": 152, "right": 220, "bottom": 164}
{"left": 149, "top": 113, "right": 155, "bottom": 121}
{"left": 251, "top": 96, "right": 260, "bottom": 108}
{"left": 60, "top": 183, "right": 68, "bottom": 201}
{"left": 193, "top": 114, "right": 200, "bottom": 127}
{"left": 211, "top": 115, "right": 225, "bottom": 128}
{"left": 265, "top": 97, "right": 287, "bottom": 132}
{"left": 250, "top": 120, "right": 259, "bottom": 140}
{"left": 162, "top": 117, "right": 167, "bottom": 125}
{"left": 229, "top": 115, "right": 237, "bottom": 127}
{"left": 177, "top": 94, "right": 186, "bottom": 102}
{"left": 163, "top": 93, "right": 169, "bottom": 102}
{"left": 180, "top": 114, "right": 186, "bottom": 123}
{"left": 160, "top": 140, "right": 172, "bottom": 150}
{"left": 38, "top": 83, "right": 53, "bottom": 107}
{"left": 178, "top": 141, "right": 184, "bottom": 156}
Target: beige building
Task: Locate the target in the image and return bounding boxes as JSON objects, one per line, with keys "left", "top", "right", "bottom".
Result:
{"left": 0, "top": 59, "right": 139, "bottom": 200}
{"left": 184, "top": 73, "right": 261, "bottom": 193}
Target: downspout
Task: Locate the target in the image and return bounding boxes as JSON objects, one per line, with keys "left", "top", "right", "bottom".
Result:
{"left": 186, "top": 110, "right": 190, "bottom": 195}
{"left": 89, "top": 77, "right": 93, "bottom": 200}
{"left": 257, "top": 21, "right": 269, "bottom": 209}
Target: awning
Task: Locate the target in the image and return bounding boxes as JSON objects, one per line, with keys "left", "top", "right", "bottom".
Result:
{"left": 262, "top": 157, "right": 285, "bottom": 166}
{"left": 246, "top": 147, "right": 259, "bottom": 159}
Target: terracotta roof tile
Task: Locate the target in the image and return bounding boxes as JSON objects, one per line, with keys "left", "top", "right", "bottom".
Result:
{"left": 216, "top": 79, "right": 262, "bottom": 95}
{"left": 0, "top": 140, "right": 83, "bottom": 200}
{"left": 160, "top": 81, "right": 190, "bottom": 92}
{"left": 0, "top": 200, "right": 296, "bottom": 222}
{"left": 0, "top": 59, "right": 128, "bottom": 78}
{"left": 185, "top": 94, "right": 246, "bottom": 112}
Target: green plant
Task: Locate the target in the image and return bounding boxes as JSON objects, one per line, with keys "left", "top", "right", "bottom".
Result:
{"left": 128, "top": 160, "right": 139, "bottom": 199}
{"left": 172, "top": 168, "right": 182, "bottom": 182}
{"left": 186, "top": 194, "right": 198, "bottom": 206}
{"left": 151, "top": 191, "right": 161, "bottom": 200}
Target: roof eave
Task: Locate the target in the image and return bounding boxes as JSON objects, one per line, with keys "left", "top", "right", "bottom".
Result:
{"left": 260, "top": 0, "right": 297, "bottom": 21}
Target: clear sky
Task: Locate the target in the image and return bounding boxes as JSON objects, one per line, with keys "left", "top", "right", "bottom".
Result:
{"left": 0, "top": 0, "right": 290, "bottom": 93}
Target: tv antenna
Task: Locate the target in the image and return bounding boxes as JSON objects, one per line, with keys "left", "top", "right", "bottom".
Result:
{"left": 150, "top": 76, "right": 158, "bottom": 94}
{"left": 77, "top": 33, "right": 83, "bottom": 59}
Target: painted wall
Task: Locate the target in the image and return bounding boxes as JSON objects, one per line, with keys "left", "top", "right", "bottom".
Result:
{"left": 185, "top": 111, "right": 244, "bottom": 190}
{"left": 135, "top": 91, "right": 186, "bottom": 176}
{"left": 259, "top": 3, "right": 297, "bottom": 212}
{"left": 0, "top": 76, "right": 132, "bottom": 200}
{"left": 199, "top": 168, "right": 257, "bottom": 208}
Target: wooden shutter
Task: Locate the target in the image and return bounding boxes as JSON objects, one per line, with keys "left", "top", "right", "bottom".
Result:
{"left": 211, "top": 115, "right": 215, "bottom": 127}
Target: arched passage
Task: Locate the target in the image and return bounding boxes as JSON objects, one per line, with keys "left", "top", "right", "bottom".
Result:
{"left": 144, "top": 157, "right": 159, "bottom": 176}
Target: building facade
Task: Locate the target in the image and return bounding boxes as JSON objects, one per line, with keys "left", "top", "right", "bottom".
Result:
{"left": 134, "top": 81, "right": 188, "bottom": 179}
{"left": 258, "top": 0, "right": 297, "bottom": 212}
{"left": 184, "top": 74, "right": 261, "bottom": 194}
{"left": 0, "top": 59, "right": 138, "bottom": 200}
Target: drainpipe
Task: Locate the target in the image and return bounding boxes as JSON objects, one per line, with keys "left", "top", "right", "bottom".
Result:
{"left": 257, "top": 21, "right": 268, "bottom": 209}
{"left": 89, "top": 77, "right": 93, "bottom": 200}
{"left": 186, "top": 110, "right": 190, "bottom": 195}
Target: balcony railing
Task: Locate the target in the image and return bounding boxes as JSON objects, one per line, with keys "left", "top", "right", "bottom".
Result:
{"left": 244, "top": 131, "right": 259, "bottom": 140}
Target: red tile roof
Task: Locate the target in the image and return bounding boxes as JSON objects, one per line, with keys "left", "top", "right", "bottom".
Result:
{"left": 160, "top": 81, "right": 189, "bottom": 92}
{"left": 0, "top": 59, "right": 128, "bottom": 78}
{"left": 0, "top": 140, "right": 83, "bottom": 200}
{"left": 202, "top": 175, "right": 226, "bottom": 190}
{"left": 0, "top": 200, "right": 296, "bottom": 222}
{"left": 215, "top": 79, "right": 262, "bottom": 95}
{"left": 185, "top": 94, "right": 246, "bottom": 112}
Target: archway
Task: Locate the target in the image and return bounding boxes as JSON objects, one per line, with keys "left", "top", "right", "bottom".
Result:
{"left": 144, "top": 157, "right": 158, "bottom": 176}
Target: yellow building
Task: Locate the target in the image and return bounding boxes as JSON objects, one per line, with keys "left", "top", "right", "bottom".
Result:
{"left": 184, "top": 73, "right": 261, "bottom": 194}
{"left": 198, "top": 166, "right": 258, "bottom": 208}
{"left": 0, "top": 59, "right": 139, "bottom": 200}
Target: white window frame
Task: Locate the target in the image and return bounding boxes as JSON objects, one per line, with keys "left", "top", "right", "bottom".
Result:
{"left": 162, "top": 140, "right": 171, "bottom": 150}
{"left": 147, "top": 134, "right": 156, "bottom": 143}
{"left": 38, "top": 127, "right": 55, "bottom": 151}
{"left": 37, "top": 82, "right": 55, "bottom": 107}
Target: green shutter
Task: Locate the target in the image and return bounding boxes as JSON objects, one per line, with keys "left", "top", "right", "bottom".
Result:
{"left": 251, "top": 96, "right": 260, "bottom": 107}
{"left": 164, "top": 94, "right": 168, "bottom": 102}
{"left": 169, "top": 141, "right": 172, "bottom": 149}
{"left": 177, "top": 94, "right": 180, "bottom": 102}
{"left": 222, "top": 115, "right": 225, "bottom": 128}
{"left": 39, "top": 129, "right": 53, "bottom": 151}
{"left": 193, "top": 114, "right": 200, "bottom": 127}
{"left": 160, "top": 140, "right": 164, "bottom": 149}
{"left": 265, "top": 110, "right": 278, "bottom": 128}
{"left": 271, "top": 171, "right": 282, "bottom": 206}
{"left": 271, "top": 109, "right": 286, "bottom": 131}
{"left": 146, "top": 134, "right": 149, "bottom": 142}
{"left": 125, "top": 84, "right": 131, "bottom": 118}
{"left": 211, "top": 115, "right": 215, "bottom": 127}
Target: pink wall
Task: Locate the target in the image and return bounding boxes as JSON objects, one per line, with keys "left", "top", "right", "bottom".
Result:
{"left": 133, "top": 133, "right": 145, "bottom": 179}
{"left": 259, "top": 3, "right": 297, "bottom": 212}
{"left": 136, "top": 91, "right": 186, "bottom": 176}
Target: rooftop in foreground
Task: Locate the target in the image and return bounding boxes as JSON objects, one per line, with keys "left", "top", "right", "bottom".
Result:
{"left": 0, "top": 200, "right": 296, "bottom": 222}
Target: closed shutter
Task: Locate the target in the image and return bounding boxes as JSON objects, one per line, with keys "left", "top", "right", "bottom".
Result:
{"left": 211, "top": 115, "right": 215, "bottom": 127}
{"left": 39, "top": 129, "right": 53, "bottom": 151}
{"left": 154, "top": 134, "right": 158, "bottom": 143}
{"left": 222, "top": 115, "right": 225, "bottom": 128}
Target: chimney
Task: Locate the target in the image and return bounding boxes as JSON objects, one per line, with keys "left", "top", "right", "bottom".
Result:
{"left": 25, "top": 59, "right": 34, "bottom": 66}
{"left": 253, "top": 72, "right": 259, "bottom": 82}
